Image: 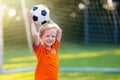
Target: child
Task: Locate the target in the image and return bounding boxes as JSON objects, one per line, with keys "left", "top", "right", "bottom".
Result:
{"left": 29, "top": 13, "right": 62, "bottom": 80}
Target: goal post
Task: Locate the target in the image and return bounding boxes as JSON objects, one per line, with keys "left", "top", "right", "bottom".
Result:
{"left": 0, "top": 0, "right": 3, "bottom": 73}
{"left": 21, "top": 0, "right": 33, "bottom": 54}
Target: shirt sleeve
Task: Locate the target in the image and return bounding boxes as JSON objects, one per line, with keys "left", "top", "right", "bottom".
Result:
{"left": 32, "top": 42, "right": 42, "bottom": 60}
{"left": 52, "top": 40, "right": 60, "bottom": 52}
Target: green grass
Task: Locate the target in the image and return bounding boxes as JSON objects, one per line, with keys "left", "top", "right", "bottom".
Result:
{"left": 59, "top": 43, "right": 120, "bottom": 68}
{"left": 3, "top": 43, "right": 120, "bottom": 69}
{"left": 2, "top": 43, "right": 120, "bottom": 69}
{"left": 1, "top": 43, "right": 120, "bottom": 80}
{"left": 0, "top": 71, "right": 120, "bottom": 80}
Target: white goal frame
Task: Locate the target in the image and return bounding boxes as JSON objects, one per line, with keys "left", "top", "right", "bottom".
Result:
{"left": 0, "top": 0, "right": 3, "bottom": 73}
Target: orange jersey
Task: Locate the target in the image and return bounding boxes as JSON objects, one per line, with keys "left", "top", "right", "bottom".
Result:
{"left": 33, "top": 41, "right": 60, "bottom": 80}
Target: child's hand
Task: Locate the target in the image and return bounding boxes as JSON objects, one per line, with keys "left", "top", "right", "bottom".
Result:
{"left": 29, "top": 13, "right": 34, "bottom": 23}
{"left": 48, "top": 19, "right": 54, "bottom": 24}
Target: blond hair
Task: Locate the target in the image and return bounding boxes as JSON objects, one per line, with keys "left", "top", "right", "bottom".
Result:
{"left": 39, "top": 22, "right": 59, "bottom": 36}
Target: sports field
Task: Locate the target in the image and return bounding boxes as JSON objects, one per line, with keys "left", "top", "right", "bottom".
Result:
{"left": 0, "top": 43, "right": 120, "bottom": 80}
{"left": 0, "top": 71, "right": 120, "bottom": 80}
{"left": 0, "top": 0, "right": 120, "bottom": 80}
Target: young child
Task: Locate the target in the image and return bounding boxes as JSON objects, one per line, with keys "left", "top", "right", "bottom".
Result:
{"left": 29, "top": 13, "right": 62, "bottom": 80}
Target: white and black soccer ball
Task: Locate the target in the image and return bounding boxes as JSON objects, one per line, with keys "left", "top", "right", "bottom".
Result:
{"left": 30, "top": 4, "right": 50, "bottom": 25}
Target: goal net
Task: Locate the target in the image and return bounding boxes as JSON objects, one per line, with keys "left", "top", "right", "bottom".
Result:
{"left": 3, "top": 0, "right": 120, "bottom": 47}
{"left": 26, "top": 0, "right": 120, "bottom": 45}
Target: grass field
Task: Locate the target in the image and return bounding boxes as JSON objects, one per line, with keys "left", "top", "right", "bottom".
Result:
{"left": 0, "top": 71, "right": 120, "bottom": 80}
{"left": 1, "top": 43, "right": 120, "bottom": 80}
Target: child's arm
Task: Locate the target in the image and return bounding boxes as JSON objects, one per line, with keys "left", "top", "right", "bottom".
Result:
{"left": 29, "top": 13, "right": 40, "bottom": 46}
{"left": 56, "top": 25, "right": 62, "bottom": 42}
{"left": 48, "top": 20, "right": 62, "bottom": 42}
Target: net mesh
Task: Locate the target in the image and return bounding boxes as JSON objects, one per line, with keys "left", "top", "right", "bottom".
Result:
{"left": 3, "top": 0, "right": 120, "bottom": 47}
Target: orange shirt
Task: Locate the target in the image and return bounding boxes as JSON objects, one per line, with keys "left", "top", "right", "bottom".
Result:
{"left": 33, "top": 41, "right": 60, "bottom": 80}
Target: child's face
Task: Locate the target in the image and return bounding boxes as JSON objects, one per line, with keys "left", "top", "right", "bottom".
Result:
{"left": 41, "top": 28, "right": 57, "bottom": 48}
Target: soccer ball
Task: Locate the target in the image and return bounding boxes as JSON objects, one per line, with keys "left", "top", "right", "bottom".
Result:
{"left": 30, "top": 4, "right": 50, "bottom": 25}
